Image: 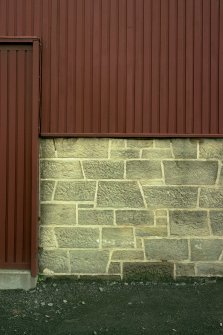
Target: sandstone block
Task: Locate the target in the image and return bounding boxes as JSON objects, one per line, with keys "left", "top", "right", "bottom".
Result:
{"left": 199, "top": 139, "right": 223, "bottom": 159}
{"left": 39, "top": 227, "right": 58, "bottom": 248}
{"left": 108, "top": 262, "right": 121, "bottom": 274}
{"left": 82, "top": 160, "right": 124, "bottom": 179}
{"left": 210, "top": 211, "right": 223, "bottom": 236}
{"left": 110, "top": 139, "right": 126, "bottom": 149}
{"left": 78, "top": 209, "right": 114, "bottom": 225}
{"left": 154, "top": 140, "right": 171, "bottom": 148}
{"left": 112, "top": 250, "right": 144, "bottom": 261}
{"left": 40, "top": 180, "right": 55, "bottom": 201}
{"left": 169, "top": 210, "right": 209, "bottom": 236}
{"left": 102, "top": 227, "right": 134, "bottom": 248}
{"left": 110, "top": 149, "right": 140, "bottom": 159}
{"left": 123, "top": 262, "right": 174, "bottom": 281}
{"left": 40, "top": 139, "right": 56, "bottom": 158}
{"left": 196, "top": 263, "right": 223, "bottom": 276}
{"left": 55, "top": 227, "right": 99, "bottom": 248}
{"left": 126, "top": 160, "right": 162, "bottom": 179}
{"left": 143, "top": 186, "right": 198, "bottom": 208}
{"left": 144, "top": 239, "right": 188, "bottom": 261}
{"left": 39, "top": 250, "right": 70, "bottom": 273}
{"left": 70, "top": 250, "right": 109, "bottom": 273}
{"left": 41, "top": 204, "right": 76, "bottom": 225}
{"left": 97, "top": 181, "right": 144, "bottom": 208}
{"left": 171, "top": 139, "right": 197, "bottom": 158}
{"left": 219, "top": 167, "right": 223, "bottom": 186}
{"left": 175, "top": 263, "right": 195, "bottom": 277}
{"left": 126, "top": 139, "right": 153, "bottom": 148}
{"left": 40, "top": 160, "right": 83, "bottom": 179}
{"left": 156, "top": 217, "right": 168, "bottom": 226}
{"left": 135, "top": 227, "right": 167, "bottom": 237}
{"left": 54, "top": 181, "right": 96, "bottom": 201}
{"left": 116, "top": 210, "right": 154, "bottom": 225}
{"left": 191, "top": 239, "right": 223, "bottom": 261}
{"left": 199, "top": 188, "right": 223, "bottom": 208}
{"left": 142, "top": 148, "right": 172, "bottom": 159}
{"left": 156, "top": 210, "right": 168, "bottom": 217}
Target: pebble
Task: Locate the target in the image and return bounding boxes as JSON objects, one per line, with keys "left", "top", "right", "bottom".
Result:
{"left": 220, "top": 323, "right": 222, "bottom": 327}
{"left": 81, "top": 301, "right": 86, "bottom": 305}
{"left": 48, "top": 303, "right": 53, "bottom": 307}
{"left": 63, "top": 300, "right": 67, "bottom": 303}
{"left": 99, "top": 287, "right": 104, "bottom": 292}
{"left": 41, "top": 302, "right": 45, "bottom": 306}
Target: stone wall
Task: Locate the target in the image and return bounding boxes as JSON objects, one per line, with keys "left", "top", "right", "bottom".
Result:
{"left": 39, "top": 138, "right": 223, "bottom": 280}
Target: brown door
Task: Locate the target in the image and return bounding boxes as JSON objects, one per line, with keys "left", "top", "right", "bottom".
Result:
{"left": 0, "top": 39, "right": 39, "bottom": 276}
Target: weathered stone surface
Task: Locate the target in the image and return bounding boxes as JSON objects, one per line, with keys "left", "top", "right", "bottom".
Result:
{"left": 78, "top": 203, "right": 94, "bottom": 208}
{"left": 156, "top": 217, "right": 168, "bottom": 226}
{"left": 54, "top": 181, "right": 96, "bottom": 201}
{"left": 126, "top": 160, "right": 162, "bottom": 179}
{"left": 199, "top": 139, "right": 223, "bottom": 159}
{"left": 41, "top": 204, "right": 76, "bottom": 225}
{"left": 70, "top": 250, "right": 109, "bottom": 273}
{"left": 110, "top": 149, "right": 140, "bottom": 159}
{"left": 219, "top": 167, "right": 223, "bottom": 186}
{"left": 210, "top": 211, "right": 223, "bottom": 236}
{"left": 55, "top": 138, "right": 109, "bottom": 158}
{"left": 135, "top": 227, "right": 167, "bottom": 237}
{"left": 40, "top": 139, "right": 56, "bottom": 158}
{"left": 136, "top": 238, "right": 143, "bottom": 248}
{"left": 108, "top": 262, "right": 121, "bottom": 274}
{"left": 40, "top": 180, "right": 55, "bottom": 201}
{"left": 156, "top": 210, "right": 168, "bottom": 217}
{"left": 171, "top": 139, "right": 197, "bottom": 158}
{"left": 142, "top": 149, "right": 173, "bottom": 159}
{"left": 97, "top": 181, "right": 144, "bottom": 208}
{"left": 78, "top": 209, "right": 114, "bottom": 225}
{"left": 143, "top": 186, "right": 198, "bottom": 208}
{"left": 55, "top": 227, "right": 99, "bottom": 248}
{"left": 39, "top": 250, "right": 70, "bottom": 273}
{"left": 175, "top": 263, "right": 195, "bottom": 277}
{"left": 140, "top": 179, "right": 164, "bottom": 186}
{"left": 154, "top": 140, "right": 171, "bottom": 148}
{"left": 116, "top": 210, "right": 154, "bottom": 226}
{"left": 39, "top": 227, "right": 58, "bottom": 248}
{"left": 126, "top": 139, "right": 153, "bottom": 148}
{"left": 82, "top": 160, "right": 124, "bottom": 179}
{"left": 40, "top": 160, "right": 83, "bottom": 179}
{"left": 123, "top": 262, "right": 174, "bottom": 281}
{"left": 102, "top": 228, "right": 134, "bottom": 248}
{"left": 164, "top": 161, "right": 218, "bottom": 185}
{"left": 169, "top": 210, "right": 209, "bottom": 236}
{"left": 144, "top": 239, "right": 188, "bottom": 261}
{"left": 199, "top": 188, "right": 223, "bottom": 208}
{"left": 196, "top": 263, "right": 223, "bottom": 276}
{"left": 191, "top": 239, "right": 223, "bottom": 261}
{"left": 112, "top": 250, "right": 144, "bottom": 261}
{"left": 110, "top": 139, "right": 126, "bottom": 149}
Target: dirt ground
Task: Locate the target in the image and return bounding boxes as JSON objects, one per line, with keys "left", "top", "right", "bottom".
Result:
{"left": 0, "top": 278, "right": 223, "bottom": 335}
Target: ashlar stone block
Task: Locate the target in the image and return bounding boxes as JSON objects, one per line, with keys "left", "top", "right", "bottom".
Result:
{"left": 41, "top": 204, "right": 76, "bottom": 225}
{"left": 112, "top": 250, "right": 144, "bottom": 261}
{"left": 199, "top": 139, "right": 223, "bottom": 159}
{"left": 70, "top": 250, "right": 109, "bottom": 273}
{"left": 82, "top": 160, "right": 124, "bottom": 179}
{"left": 142, "top": 148, "right": 172, "bottom": 159}
{"left": 175, "top": 263, "right": 195, "bottom": 277}
{"left": 123, "top": 262, "right": 174, "bottom": 281}
{"left": 55, "top": 227, "right": 100, "bottom": 248}
{"left": 40, "top": 160, "right": 83, "bottom": 179}
{"left": 126, "top": 139, "right": 153, "bottom": 148}
{"left": 54, "top": 181, "right": 96, "bottom": 201}
{"left": 144, "top": 239, "right": 188, "bottom": 261}
{"left": 116, "top": 210, "right": 154, "bottom": 225}
{"left": 39, "top": 250, "right": 70, "bottom": 273}
{"left": 171, "top": 139, "right": 197, "bottom": 158}
{"left": 135, "top": 227, "right": 167, "bottom": 237}
{"left": 78, "top": 209, "right": 114, "bottom": 225}
{"left": 40, "top": 180, "right": 55, "bottom": 201}
{"left": 210, "top": 211, "right": 223, "bottom": 236}
{"left": 102, "top": 227, "right": 134, "bottom": 248}
{"left": 40, "top": 139, "right": 56, "bottom": 158}
{"left": 39, "top": 227, "right": 58, "bottom": 248}
{"left": 196, "top": 263, "right": 223, "bottom": 276}
{"left": 191, "top": 239, "right": 223, "bottom": 261}
{"left": 110, "top": 149, "right": 140, "bottom": 159}
{"left": 126, "top": 160, "right": 162, "bottom": 179}
{"left": 199, "top": 188, "right": 223, "bottom": 208}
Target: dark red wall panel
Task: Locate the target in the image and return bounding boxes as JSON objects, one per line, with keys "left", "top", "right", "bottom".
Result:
{"left": 0, "top": 0, "right": 222, "bottom": 137}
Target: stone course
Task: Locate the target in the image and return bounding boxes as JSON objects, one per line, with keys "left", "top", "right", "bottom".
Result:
{"left": 39, "top": 138, "right": 223, "bottom": 279}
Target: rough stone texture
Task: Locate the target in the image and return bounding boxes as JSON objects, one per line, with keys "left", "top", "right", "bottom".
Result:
{"left": 54, "top": 228, "right": 100, "bottom": 248}
{"left": 39, "top": 227, "right": 58, "bottom": 248}
{"left": 82, "top": 160, "right": 124, "bottom": 179}
{"left": 169, "top": 210, "right": 209, "bottom": 236}
{"left": 199, "top": 188, "right": 223, "bottom": 208}
{"left": 210, "top": 211, "right": 223, "bottom": 236}
{"left": 54, "top": 181, "right": 96, "bottom": 201}
{"left": 142, "top": 149, "right": 173, "bottom": 159}
{"left": 219, "top": 167, "right": 223, "bottom": 185}
{"left": 40, "top": 139, "right": 56, "bottom": 158}
{"left": 112, "top": 250, "right": 144, "bottom": 261}
{"left": 154, "top": 140, "right": 171, "bottom": 148}
{"left": 108, "top": 262, "right": 121, "bottom": 274}
{"left": 70, "top": 250, "right": 109, "bottom": 273}
{"left": 164, "top": 161, "right": 218, "bottom": 185}
{"left": 55, "top": 138, "right": 109, "bottom": 158}
{"left": 39, "top": 250, "right": 70, "bottom": 273}
{"left": 116, "top": 210, "right": 154, "bottom": 226}
{"left": 102, "top": 228, "right": 134, "bottom": 248}
{"left": 126, "top": 139, "right": 153, "bottom": 148}
{"left": 171, "top": 139, "right": 197, "bottom": 158}
{"left": 41, "top": 204, "right": 76, "bottom": 225}
{"left": 143, "top": 186, "right": 198, "bottom": 208}
{"left": 40, "top": 160, "right": 83, "bottom": 179}
{"left": 144, "top": 239, "right": 188, "bottom": 261}
{"left": 78, "top": 209, "right": 114, "bottom": 225}
{"left": 156, "top": 217, "right": 168, "bottom": 226}
{"left": 40, "top": 180, "right": 55, "bottom": 201}
{"left": 123, "top": 262, "right": 174, "bottom": 281}
{"left": 199, "top": 139, "right": 223, "bottom": 159}
{"left": 135, "top": 227, "right": 167, "bottom": 237}
{"left": 175, "top": 263, "right": 195, "bottom": 277}
{"left": 126, "top": 160, "right": 162, "bottom": 179}
{"left": 110, "top": 149, "right": 140, "bottom": 159}
{"left": 97, "top": 181, "right": 144, "bottom": 208}
{"left": 110, "top": 139, "right": 126, "bottom": 149}
{"left": 156, "top": 210, "right": 168, "bottom": 217}
{"left": 191, "top": 239, "right": 223, "bottom": 261}
{"left": 196, "top": 263, "right": 223, "bottom": 276}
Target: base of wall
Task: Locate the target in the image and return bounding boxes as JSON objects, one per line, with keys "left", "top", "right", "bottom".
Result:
{"left": 0, "top": 270, "right": 37, "bottom": 290}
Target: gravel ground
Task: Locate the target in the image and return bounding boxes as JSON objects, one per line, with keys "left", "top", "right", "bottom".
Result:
{"left": 0, "top": 278, "right": 223, "bottom": 335}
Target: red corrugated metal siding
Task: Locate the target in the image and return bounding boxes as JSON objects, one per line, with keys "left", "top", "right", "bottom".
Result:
{"left": 0, "top": 41, "right": 39, "bottom": 275}
{"left": 0, "top": 0, "right": 222, "bottom": 137}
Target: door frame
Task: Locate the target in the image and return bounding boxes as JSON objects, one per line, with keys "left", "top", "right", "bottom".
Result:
{"left": 0, "top": 37, "right": 40, "bottom": 277}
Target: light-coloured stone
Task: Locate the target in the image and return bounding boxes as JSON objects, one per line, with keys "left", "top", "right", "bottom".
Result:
{"left": 40, "top": 180, "right": 55, "bottom": 201}
{"left": 154, "top": 140, "right": 170, "bottom": 148}
{"left": 126, "top": 160, "right": 162, "bottom": 179}
{"left": 55, "top": 138, "right": 109, "bottom": 158}
{"left": 97, "top": 181, "right": 145, "bottom": 208}
{"left": 116, "top": 210, "right": 154, "bottom": 225}
{"left": 123, "top": 262, "right": 174, "bottom": 281}
{"left": 40, "top": 139, "right": 56, "bottom": 158}
{"left": 39, "top": 250, "right": 70, "bottom": 273}
{"left": 171, "top": 139, "right": 197, "bottom": 158}
{"left": 169, "top": 210, "right": 209, "bottom": 236}
{"left": 70, "top": 250, "right": 109, "bottom": 273}
{"left": 196, "top": 263, "right": 223, "bottom": 276}
{"left": 82, "top": 160, "right": 124, "bottom": 179}
{"left": 191, "top": 239, "right": 223, "bottom": 261}
{"left": 126, "top": 139, "right": 153, "bottom": 148}
{"left": 110, "top": 149, "right": 140, "bottom": 159}
{"left": 219, "top": 167, "right": 223, "bottom": 186}
{"left": 39, "top": 227, "right": 58, "bottom": 248}
{"left": 143, "top": 186, "right": 198, "bottom": 208}
{"left": 110, "top": 139, "right": 126, "bottom": 149}
{"left": 54, "top": 181, "right": 96, "bottom": 201}
{"left": 142, "top": 149, "right": 173, "bottom": 159}
{"left": 144, "top": 239, "right": 188, "bottom": 261}
{"left": 102, "top": 228, "right": 134, "bottom": 248}
{"left": 135, "top": 227, "right": 167, "bottom": 237}
{"left": 136, "top": 238, "right": 143, "bottom": 248}
{"left": 210, "top": 211, "right": 223, "bottom": 236}
{"left": 175, "top": 263, "right": 195, "bottom": 277}
{"left": 55, "top": 227, "right": 99, "bottom": 248}
{"left": 199, "top": 188, "right": 223, "bottom": 208}
{"left": 78, "top": 209, "right": 114, "bottom": 225}
{"left": 40, "top": 160, "right": 83, "bottom": 179}
{"left": 41, "top": 204, "right": 76, "bottom": 225}
{"left": 199, "top": 139, "right": 223, "bottom": 159}
{"left": 156, "top": 210, "right": 168, "bottom": 217}
{"left": 78, "top": 203, "right": 94, "bottom": 208}
{"left": 156, "top": 217, "right": 168, "bottom": 226}
{"left": 112, "top": 250, "right": 144, "bottom": 261}
{"left": 164, "top": 161, "right": 218, "bottom": 185}
{"left": 108, "top": 262, "right": 121, "bottom": 274}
